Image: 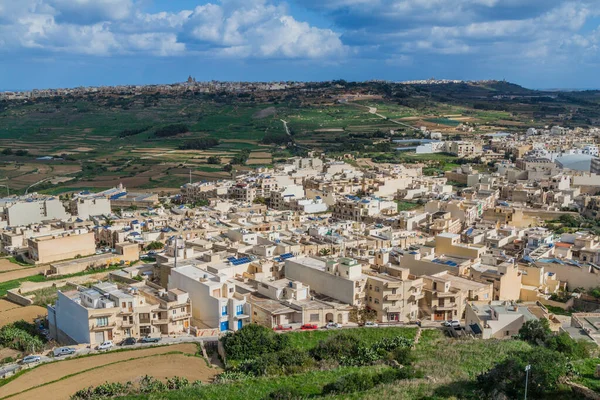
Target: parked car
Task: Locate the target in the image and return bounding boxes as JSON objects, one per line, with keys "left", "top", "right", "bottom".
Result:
{"left": 97, "top": 341, "right": 114, "bottom": 351}
{"left": 273, "top": 325, "right": 293, "bottom": 331}
{"left": 21, "top": 355, "right": 41, "bottom": 364}
{"left": 120, "top": 337, "right": 137, "bottom": 346}
{"left": 53, "top": 347, "right": 76, "bottom": 357}
{"left": 300, "top": 324, "right": 318, "bottom": 330}
{"left": 141, "top": 336, "right": 161, "bottom": 343}
{"left": 364, "top": 321, "right": 379, "bottom": 327}
{"left": 442, "top": 320, "right": 461, "bottom": 329}
{"left": 325, "top": 322, "right": 342, "bottom": 329}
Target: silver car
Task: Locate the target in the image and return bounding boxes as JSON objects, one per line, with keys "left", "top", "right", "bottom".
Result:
{"left": 22, "top": 355, "right": 41, "bottom": 364}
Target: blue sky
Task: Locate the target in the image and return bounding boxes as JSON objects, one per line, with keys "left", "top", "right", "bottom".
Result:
{"left": 1, "top": 0, "right": 600, "bottom": 90}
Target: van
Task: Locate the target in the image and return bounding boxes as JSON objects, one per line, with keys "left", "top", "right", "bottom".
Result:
{"left": 53, "top": 347, "right": 76, "bottom": 357}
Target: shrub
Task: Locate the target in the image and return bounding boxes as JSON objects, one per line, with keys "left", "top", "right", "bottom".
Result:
{"left": 267, "top": 387, "right": 304, "bottom": 400}
{"left": 139, "top": 375, "right": 166, "bottom": 393}
{"left": 155, "top": 124, "right": 189, "bottom": 138}
{"left": 518, "top": 319, "right": 551, "bottom": 345}
{"left": 0, "top": 321, "right": 45, "bottom": 353}
{"left": 221, "top": 324, "right": 290, "bottom": 361}
{"left": 310, "top": 333, "right": 362, "bottom": 363}
{"left": 166, "top": 376, "right": 190, "bottom": 390}
{"left": 322, "top": 372, "right": 375, "bottom": 394}
{"left": 214, "top": 371, "right": 252, "bottom": 383}
{"left": 477, "top": 347, "right": 567, "bottom": 399}
{"left": 545, "top": 332, "right": 592, "bottom": 359}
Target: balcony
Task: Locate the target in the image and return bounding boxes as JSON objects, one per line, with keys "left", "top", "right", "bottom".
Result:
{"left": 171, "top": 313, "right": 191, "bottom": 322}
{"left": 119, "top": 308, "right": 134, "bottom": 316}
{"left": 234, "top": 313, "right": 250, "bottom": 320}
{"left": 384, "top": 294, "right": 402, "bottom": 302}
{"left": 410, "top": 292, "right": 425, "bottom": 301}
{"left": 152, "top": 319, "right": 169, "bottom": 325}
{"left": 91, "top": 322, "right": 116, "bottom": 331}
{"left": 139, "top": 319, "right": 151, "bottom": 325}
{"left": 436, "top": 292, "right": 456, "bottom": 298}
{"left": 121, "top": 321, "right": 135, "bottom": 328}
{"left": 434, "top": 303, "right": 457, "bottom": 311}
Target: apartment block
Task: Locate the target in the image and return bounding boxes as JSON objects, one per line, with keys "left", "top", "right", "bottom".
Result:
{"left": 168, "top": 265, "right": 250, "bottom": 331}
{"left": 47, "top": 282, "right": 191, "bottom": 346}
{"left": 420, "top": 271, "right": 492, "bottom": 321}
{"left": 27, "top": 231, "right": 96, "bottom": 264}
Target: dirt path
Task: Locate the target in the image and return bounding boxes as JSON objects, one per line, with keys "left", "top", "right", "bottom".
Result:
{"left": 0, "top": 260, "right": 27, "bottom": 273}
{"left": 11, "top": 353, "right": 221, "bottom": 400}
{"left": 0, "top": 344, "right": 198, "bottom": 398}
{"left": 0, "top": 266, "right": 47, "bottom": 283}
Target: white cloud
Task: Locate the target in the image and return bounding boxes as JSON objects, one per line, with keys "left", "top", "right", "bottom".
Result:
{"left": 0, "top": 0, "right": 346, "bottom": 60}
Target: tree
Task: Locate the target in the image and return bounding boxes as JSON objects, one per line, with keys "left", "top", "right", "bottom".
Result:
{"left": 15, "top": 149, "right": 29, "bottom": 157}
{"left": 223, "top": 164, "right": 233, "bottom": 172}
{"left": 207, "top": 156, "right": 221, "bottom": 165}
{"left": 518, "top": 319, "right": 551, "bottom": 345}
{"left": 145, "top": 242, "right": 164, "bottom": 251}
{"left": 319, "top": 248, "right": 331, "bottom": 256}
{"left": 1, "top": 148, "right": 13, "bottom": 155}
{"left": 221, "top": 324, "right": 290, "bottom": 361}
{"left": 545, "top": 332, "right": 592, "bottom": 359}
{"left": 477, "top": 347, "right": 567, "bottom": 399}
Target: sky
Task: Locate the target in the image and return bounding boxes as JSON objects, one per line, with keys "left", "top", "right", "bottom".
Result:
{"left": 1, "top": 0, "right": 600, "bottom": 90}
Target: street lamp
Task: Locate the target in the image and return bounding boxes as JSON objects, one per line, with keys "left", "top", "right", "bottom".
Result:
{"left": 524, "top": 364, "right": 531, "bottom": 400}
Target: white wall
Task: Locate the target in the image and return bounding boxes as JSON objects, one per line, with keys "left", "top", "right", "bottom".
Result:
{"left": 54, "top": 291, "right": 90, "bottom": 344}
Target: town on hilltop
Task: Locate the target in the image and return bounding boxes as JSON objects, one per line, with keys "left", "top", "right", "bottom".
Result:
{"left": 2, "top": 124, "right": 600, "bottom": 398}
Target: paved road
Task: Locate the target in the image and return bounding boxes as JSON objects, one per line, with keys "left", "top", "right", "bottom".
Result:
{"left": 2, "top": 335, "right": 214, "bottom": 375}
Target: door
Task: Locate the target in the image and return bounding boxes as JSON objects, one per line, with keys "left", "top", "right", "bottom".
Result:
{"left": 220, "top": 321, "right": 229, "bottom": 331}
{"left": 237, "top": 320, "right": 243, "bottom": 330}
{"left": 107, "top": 330, "right": 113, "bottom": 340}
{"left": 434, "top": 312, "right": 445, "bottom": 321}
{"left": 95, "top": 332, "right": 104, "bottom": 343}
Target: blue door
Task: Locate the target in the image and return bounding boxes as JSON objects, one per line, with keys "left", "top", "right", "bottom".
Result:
{"left": 220, "top": 321, "right": 229, "bottom": 331}
{"left": 237, "top": 320, "right": 243, "bottom": 330}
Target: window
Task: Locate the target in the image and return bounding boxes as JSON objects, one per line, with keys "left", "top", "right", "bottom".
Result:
{"left": 181, "top": 307, "right": 185, "bottom": 313}
{"left": 236, "top": 305, "right": 243, "bottom": 315}
{"left": 121, "top": 302, "right": 126, "bottom": 308}
{"left": 310, "top": 314, "right": 319, "bottom": 322}
{"left": 368, "top": 296, "right": 372, "bottom": 303}
{"left": 221, "top": 306, "right": 228, "bottom": 316}
{"left": 96, "top": 317, "right": 108, "bottom": 327}
{"left": 374, "top": 299, "right": 379, "bottom": 304}
{"left": 172, "top": 309, "right": 177, "bottom": 315}
{"left": 369, "top": 285, "right": 372, "bottom": 290}
{"left": 375, "top": 286, "right": 380, "bottom": 293}
{"left": 229, "top": 288, "right": 234, "bottom": 293}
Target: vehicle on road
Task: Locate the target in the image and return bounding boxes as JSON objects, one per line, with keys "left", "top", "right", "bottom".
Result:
{"left": 53, "top": 347, "right": 76, "bottom": 357}
{"left": 364, "top": 321, "right": 379, "bottom": 327}
{"left": 97, "top": 341, "right": 114, "bottom": 351}
{"left": 120, "top": 337, "right": 137, "bottom": 346}
{"left": 273, "top": 325, "right": 293, "bottom": 331}
{"left": 141, "top": 336, "right": 161, "bottom": 343}
{"left": 21, "top": 355, "right": 41, "bottom": 364}
{"left": 442, "top": 320, "right": 461, "bottom": 329}
{"left": 325, "top": 322, "right": 342, "bottom": 329}
{"left": 300, "top": 324, "right": 318, "bottom": 330}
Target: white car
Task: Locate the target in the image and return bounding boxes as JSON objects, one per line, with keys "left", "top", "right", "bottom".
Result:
{"left": 22, "top": 355, "right": 41, "bottom": 364}
{"left": 364, "top": 321, "right": 379, "bottom": 327}
{"left": 442, "top": 320, "right": 461, "bottom": 329}
{"left": 325, "top": 322, "right": 342, "bottom": 329}
{"left": 97, "top": 341, "right": 114, "bottom": 351}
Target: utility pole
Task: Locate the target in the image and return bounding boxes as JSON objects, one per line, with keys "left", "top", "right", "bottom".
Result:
{"left": 524, "top": 364, "right": 531, "bottom": 400}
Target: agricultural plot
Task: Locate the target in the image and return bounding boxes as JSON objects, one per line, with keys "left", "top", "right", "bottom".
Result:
{"left": 0, "top": 299, "right": 46, "bottom": 328}
{"left": 0, "top": 343, "right": 219, "bottom": 400}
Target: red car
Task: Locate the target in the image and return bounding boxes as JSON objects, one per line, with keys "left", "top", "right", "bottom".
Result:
{"left": 300, "top": 324, "right": 318, "bottom": 330}
{"left": 273, "top": 325, "right": 293, "bottom": 331}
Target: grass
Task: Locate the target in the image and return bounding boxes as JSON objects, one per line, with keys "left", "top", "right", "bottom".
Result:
{"left": 545, "top": 305, "right": 572, "bottom": 316}
{"left": 572, "top": 357, "right": 600, "bottom": 392}
{"left": 285, "top": 327, "right": 418, "bottom": 352}
{"left": 115, "top": 331, "right": 565, "bottom": 400}
{"left": 396, "top": 201, "right": 420, "bottom": 212}
{"left": 6, "top": 257, "right": 32, "bottom": 267}
{"left": 118, "top": 366, "right": 391, "bottom": 400}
